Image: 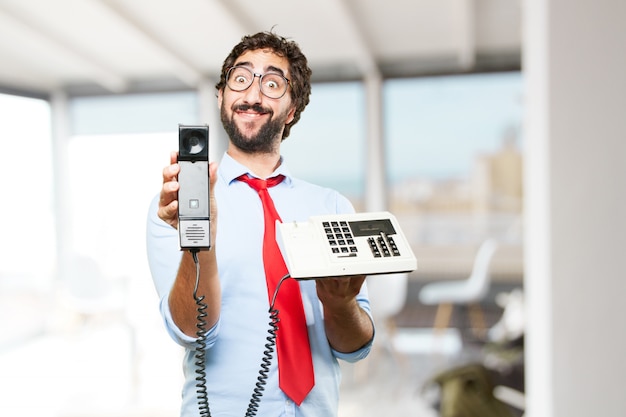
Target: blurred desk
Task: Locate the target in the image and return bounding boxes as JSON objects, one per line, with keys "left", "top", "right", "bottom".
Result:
{"left": 409, "top": 243, "right": 524, "bottom": 285}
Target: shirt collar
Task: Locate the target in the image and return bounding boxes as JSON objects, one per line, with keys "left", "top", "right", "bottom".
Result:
{"left": 218, "top": 152, "right": 293, "bottom": 186}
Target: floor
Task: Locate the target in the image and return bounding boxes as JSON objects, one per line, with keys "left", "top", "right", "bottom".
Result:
{"left": 0, "top": 326, "right": 467, "bottom": 417}
{"left": 339, "top": 329, "right": 468, "bottom": 417}
{"left": 0, "top": 282, "right": 521, "bottom": 417}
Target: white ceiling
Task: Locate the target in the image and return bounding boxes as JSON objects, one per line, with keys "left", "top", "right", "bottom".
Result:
{"left": 0, "top": 0, "right": 522, "bottom": 98}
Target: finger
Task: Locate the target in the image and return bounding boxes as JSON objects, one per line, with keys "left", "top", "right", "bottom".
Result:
{"left": 350, "top": 275, "right": 367, "bottom": 288}
{"left": 162, "top": 162, "right": 180, "bottom": 184}
{"left": 208, "top": 162, "right": 218, "bottom": 235}
{"left": 209, "top": 162, "right": 218, "bottom": 185}
{"left": 158, "top": 199, "right": 177, "bottom": 216}
{"left": 317, "top": 278, "right": 343, "bottom": 293}
{"left": 159, "top": 180, "right": 180, "bottom": 206}
{"left": 157, "top": 200, "right": 179, "bottom": 226}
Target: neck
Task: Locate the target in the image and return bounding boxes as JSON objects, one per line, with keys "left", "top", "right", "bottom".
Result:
{"left": 227, "top": 145, "right": 282, "bottom": 179}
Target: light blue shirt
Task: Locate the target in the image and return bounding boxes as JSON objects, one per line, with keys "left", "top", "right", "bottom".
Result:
{"left": 146, "top": 153, "right": 373, "bottom": 417}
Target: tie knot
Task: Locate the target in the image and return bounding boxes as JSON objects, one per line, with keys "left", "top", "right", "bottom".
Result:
{"left": 237, "top": 174, "right": 285, "bottom": 192}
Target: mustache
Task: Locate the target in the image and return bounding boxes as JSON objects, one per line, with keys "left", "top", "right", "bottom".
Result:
{"left": 233, "top": 103, "right": 272, "bottom": 114}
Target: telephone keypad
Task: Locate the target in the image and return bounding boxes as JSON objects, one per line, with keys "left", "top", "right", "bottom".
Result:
{"left": 322, "top": 220, "right": 403, "bottom": 259}
{"left": 323, "top": 221, "right": 358, "bottom": 256}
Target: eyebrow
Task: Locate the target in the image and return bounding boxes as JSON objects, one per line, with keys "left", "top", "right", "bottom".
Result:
{"left": 233, "top": 61, "right": 287, "bottom": 77}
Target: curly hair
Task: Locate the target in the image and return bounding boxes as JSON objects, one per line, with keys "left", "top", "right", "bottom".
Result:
{"left": 215, "top": 31, "right": 312, "bottom": 140}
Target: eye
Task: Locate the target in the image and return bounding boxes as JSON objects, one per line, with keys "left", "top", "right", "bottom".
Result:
{"left": 229, "top": 67, "right": 252, "bottom": 85}
{"left": 263, "top": 74, "right": 284, "bottom": 90}
{"left": 234, "top": 74, "right": 248, "bottom": 84}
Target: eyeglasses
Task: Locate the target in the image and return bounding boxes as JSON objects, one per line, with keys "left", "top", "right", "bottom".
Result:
{"left": 225, "top": 66, "right": 290, "bottom": 99}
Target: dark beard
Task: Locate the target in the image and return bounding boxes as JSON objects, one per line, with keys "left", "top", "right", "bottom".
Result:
{"left": 221, "top": 103, "right": 286, "bottom": 154}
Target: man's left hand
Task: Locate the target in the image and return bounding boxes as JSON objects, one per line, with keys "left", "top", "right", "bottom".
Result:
{"left": 315, "top": 275, "right": 366, "bottom": 310}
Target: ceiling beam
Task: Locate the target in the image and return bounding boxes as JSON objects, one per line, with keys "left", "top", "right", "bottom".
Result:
{"left": 212, "top": 0, "right": 257, "bottom": 35}
{"left": 458, "top": 0, "right": 477, "bottom": 69}
{"left": 0, "top": 2, "right": 127, "bottom": 93}
{"left": 335, "top": 0, "right": 380, "bottom": 78}
{"left": 96, "top": 0, "right": 204, "bottom": 88}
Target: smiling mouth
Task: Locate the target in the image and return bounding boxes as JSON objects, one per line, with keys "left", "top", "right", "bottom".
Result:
{"left": 234, "top": 103, "right": 270, "bottom": 117}
{"left": 236, "top": 110, "right": 267, "bottom": 119}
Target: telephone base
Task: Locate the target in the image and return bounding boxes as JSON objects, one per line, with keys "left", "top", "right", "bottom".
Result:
{"left": 276, "top": 211, "right": 417, "bottom": 280}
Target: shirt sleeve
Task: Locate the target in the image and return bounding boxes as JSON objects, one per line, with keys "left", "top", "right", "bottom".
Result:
{"left": 146, "top": 194, "right": 219, "bottom": 349}
{"left": 330, "top": 282, "right": 375, "bottom": 362}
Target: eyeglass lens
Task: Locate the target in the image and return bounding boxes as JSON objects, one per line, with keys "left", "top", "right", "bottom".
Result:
{"left": 227, "top": 67, "right": 288, "bottom": 99}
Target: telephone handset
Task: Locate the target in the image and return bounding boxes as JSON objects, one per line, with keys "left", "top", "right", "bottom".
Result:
{"left": 276, "top": 211, "right": 417, "bottom": 279}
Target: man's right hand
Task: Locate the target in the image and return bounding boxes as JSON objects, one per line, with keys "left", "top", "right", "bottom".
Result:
{"left": 158, "top": 151, "right": 181, "bottom": 229}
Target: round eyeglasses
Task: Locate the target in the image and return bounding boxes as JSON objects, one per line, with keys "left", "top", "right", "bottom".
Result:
{"left": 226, "top": 66, "right": 290, "bottom": 99}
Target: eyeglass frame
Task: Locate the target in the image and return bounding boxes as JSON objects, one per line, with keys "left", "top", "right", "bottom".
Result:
{"left": 225, "top": 65, "right": 291, "bottom": 99}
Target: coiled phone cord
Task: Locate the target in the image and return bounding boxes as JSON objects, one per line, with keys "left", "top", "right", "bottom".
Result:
{"left": 191, "top": 249, "right": 211, "bottom": 417}
{"left": 191, "top": 249, "right": 290, "bottom": 417}
{"left": 244, "top": 274, "right": 288, "bottom": 416}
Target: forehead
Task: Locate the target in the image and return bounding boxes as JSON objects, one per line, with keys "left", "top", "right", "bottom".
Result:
{"left": 233, "top": 49, "right": 290, "bottom": 76}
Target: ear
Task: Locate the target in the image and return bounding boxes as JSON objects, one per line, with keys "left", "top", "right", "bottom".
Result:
{"left": 217, "top": 89, "right": 223, "bottom": 109}
{"left": 285, "top": 105, "right": 296, "bottom": 125}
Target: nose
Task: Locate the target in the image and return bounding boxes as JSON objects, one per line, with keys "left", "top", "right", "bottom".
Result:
{"left": 241, "top": 74, "right": 263, "bottom": 104}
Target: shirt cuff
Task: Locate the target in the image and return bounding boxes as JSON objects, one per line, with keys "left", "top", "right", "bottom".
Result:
{"left": 159, "top": 293, "right": 220, "bottom": 349}
{"left": 331, "top": 309, "right": 375, "bottom": 363}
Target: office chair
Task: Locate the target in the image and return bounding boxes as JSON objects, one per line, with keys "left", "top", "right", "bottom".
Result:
{"left": 348, "top": 273, "right": 408, "bottom": 382}
{"left": 418, "top": 239, "right": 499, "bottom": 338}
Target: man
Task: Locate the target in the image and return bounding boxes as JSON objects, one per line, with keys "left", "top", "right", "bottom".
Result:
{"left": 146, "top": 31, "right": 374, "bottom": 416}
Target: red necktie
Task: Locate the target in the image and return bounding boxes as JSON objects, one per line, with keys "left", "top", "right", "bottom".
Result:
{"left": 237, "top": 174, "right": 315, "bottom": 405}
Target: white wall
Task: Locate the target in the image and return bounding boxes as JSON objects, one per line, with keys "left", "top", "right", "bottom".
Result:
{"left": 524, "top": 1, "right": 626, "bottom": 416}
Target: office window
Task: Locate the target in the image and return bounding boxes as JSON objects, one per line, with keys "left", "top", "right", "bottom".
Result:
{"left": 64, "top": 91, "right": 198, "bottom": 278}
{"left": 385, "top": 72, "right": 524, "bottom": 278}
{"left": 0, "top": 93, "right": 54, "bottom": 344}
{"left": 281, "top": 81, "right": 365, "bottom": 206}
{"left": 0, "top": 94, "right": 54, "bottom": 285}
{"left": 385, "top": 72, "right": 523, "bottom": 182}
